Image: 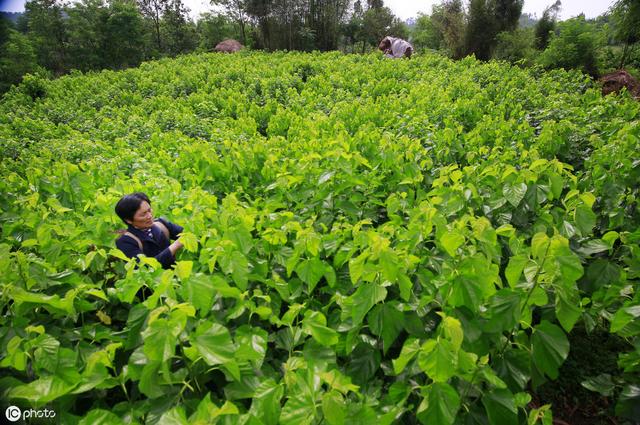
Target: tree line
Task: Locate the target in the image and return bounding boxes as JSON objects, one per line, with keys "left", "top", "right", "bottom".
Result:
{"left": 0, "top": 0, "right": 409, "bottom": 92}
{"left": 208, "top": 0, "right": 408, "bottom": 52}
{"left": 1, "top": 0, "right": 224, "bottom": 92}
{"left": 1, "top": 0, "right": 639, "bottom": 94}
{"left": 411, "top": 0, "right": 639, "bottom": 78}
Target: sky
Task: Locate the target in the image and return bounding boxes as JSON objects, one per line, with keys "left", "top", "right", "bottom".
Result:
{"left": 390, "top": 0, "right": 616, "bottom": 20}
{"left": 0, "top": 0, "right": 616, "bottom": 21}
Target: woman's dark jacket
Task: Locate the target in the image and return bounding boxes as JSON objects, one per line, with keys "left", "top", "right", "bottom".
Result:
{"left": 115, "top": 218, "right": 183, "bottom": 269}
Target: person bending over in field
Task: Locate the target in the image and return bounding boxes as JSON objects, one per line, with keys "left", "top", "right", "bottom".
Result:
{"left": 115, "top": 192, "right": 184, "bottom": 269}
{"left": 379, "top": 36, "right": 413, "bottom": 59}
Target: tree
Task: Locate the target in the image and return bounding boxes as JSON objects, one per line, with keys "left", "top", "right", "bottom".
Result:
{"left": 431, "top": 0, "right": 465, "bottom": 59}
{"left": 64, "top": 0, "right": 147, "bottom": 70}
{"left": 362, "top": 5, "right": 407, "bottom": 52}
{"left": 465, "top": 0, "right": 494, "bottom": 60}
{"left": 245, "top": 0, "right": 274, "bottom": 50}
{"left": 0, "top": 14, "right": 11, "bottom": 47}
{"left": 308, "top": 0, "right": 351, "bottom": 51}
{"left": 519, "top": 12, "right": 537, "bottom": 28}
{"left": 65, "top": 0, "right": 108, "bottom": 71}
{"left": 103, "top": 0, "right": 147, "bottom": 68}
{"left": 138, "top": 0, "right": 169, "bottom": 52}
{"left": 534, "top": 0, "right": 561, "bottom": 50}
{"left": 240, "top": 0, "right": 352, "bottom": 51}
{"left": 411, "top": 12, "right": 444, "bottom": 51}
{"left": 161, "top": 0, "right": 198, "bottom": 55}
{"left": 493, "top": 0, "right": 523, "bottom": 33}
{"left": 610, "top": 0, "right": 640, "bottom": 68}
{"left": 197, "top": 13, "right": 242, "bottom": 50}
{"left": 494, "top": 27, "right": 535, "bottom": 64}
{"left": 344, "top": 0, "right": 365, "bottom": 52}
{"left": 353, "top": 0, "right": 363, "bottom": 18}
{"left": 465, "top": 0, "right": 524, "bottom": 60}
{"left": 538, "top": 15, "right": 605, "bottom": 77}
{"left": 0, "top": 29, "right": 39, "bottom": 92}
{"left": 269, "top": 0, "right": 315, "bottom": 51}
{"left": 23, "top": 0, "right": 68, "bottom": 74}
{"left": 210, "top": 0, "right": 249, "bottom": 45}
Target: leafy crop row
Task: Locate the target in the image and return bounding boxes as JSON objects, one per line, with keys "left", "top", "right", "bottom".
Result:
{"left": 1, "top": 51, "right": 639, "bottom": 424}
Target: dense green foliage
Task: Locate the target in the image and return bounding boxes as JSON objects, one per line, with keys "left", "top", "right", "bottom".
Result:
{"left": 493, "top": 28, "right": 535, "bottom": 65}
{"left": 0, "top": 28, "right": 39, "bottom": 93}
{"left": 349, "top": 2, "right": 408, "bottom": 54}
{"left": 462, "top": 0, "right": 523, "bottom": 60}
{"left": 609, "top": 0, "right": 640, "bottom": 68}
{"left": 538, "top": 16, "right": 605, "bottom": 77}
{"left": 1, "top": 51, "right": 639, "bottom": 424}
{"left": 0, "top": 0, "right": 200, "bottom": 92}
{"left": 411, "top": 0, "right": 465, "bottom": 59}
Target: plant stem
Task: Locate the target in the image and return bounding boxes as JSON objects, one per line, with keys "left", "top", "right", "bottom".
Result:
{"left": 497, "top": 241, "right": 551, "bottom": 357}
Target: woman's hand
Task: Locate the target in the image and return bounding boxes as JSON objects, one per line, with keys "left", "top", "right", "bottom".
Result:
{"left": 169, "top": 239, "right": 184, "bottom": 257}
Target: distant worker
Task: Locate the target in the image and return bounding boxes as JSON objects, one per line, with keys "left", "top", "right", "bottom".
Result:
{"left": 379, "top": 36, "right": 413, "bottom": 59}
{"left": 115, "top": 192, "right": 184, "bottom": 269}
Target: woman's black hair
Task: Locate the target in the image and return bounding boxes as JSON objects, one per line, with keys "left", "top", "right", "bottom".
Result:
{"left": 115, "top": 192, "right": 151, "bottom": 224}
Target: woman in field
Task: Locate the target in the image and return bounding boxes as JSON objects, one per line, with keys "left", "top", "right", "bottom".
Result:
{"left": 378, "top": 36, "right": 413, "bottom": 59}
{"left": 115, "top": 192, "right": 184, "bottom": 269}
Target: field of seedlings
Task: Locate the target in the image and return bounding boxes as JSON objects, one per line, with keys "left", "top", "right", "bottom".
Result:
{"left": 1, "top": 51, "right": 639, "bottom": 424}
